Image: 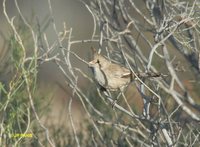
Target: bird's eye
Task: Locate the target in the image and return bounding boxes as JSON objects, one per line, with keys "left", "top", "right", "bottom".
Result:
{"left": 96, "top": 59, "right": 100, "bottom": 63}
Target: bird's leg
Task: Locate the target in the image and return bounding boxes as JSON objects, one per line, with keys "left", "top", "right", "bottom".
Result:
{"left": 102, "top": 90, "right": 112, "bottom": 99}
{"left": 99, "top": 87, "right": 114, "bottom": 105}
{"left": 111, "top": 87, "right": 125, "bottom": 108}
{"left": 97, "top": 88, "right": 111, "bottom": 106}
{"left": 99, "top": 86, "right": 112, "bottom": 98}
{"left": 103, "top": 90, "right": 118, "bottom": 109}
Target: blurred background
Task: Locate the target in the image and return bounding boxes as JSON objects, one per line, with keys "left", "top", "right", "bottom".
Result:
{"left": 0, "top": 0, "right": 200, "bottom": 146}
{"left": 0, "top": 0, "right": 94, "bottom": 128}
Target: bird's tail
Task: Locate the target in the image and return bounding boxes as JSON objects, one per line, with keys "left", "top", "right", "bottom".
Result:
{"left": 133, "top": 72, "right": 161, "bottom": 79}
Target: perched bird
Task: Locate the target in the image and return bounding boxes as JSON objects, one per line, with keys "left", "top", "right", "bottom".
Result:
{"left": 88, "top": 48, "right": 160, "bottom": 91}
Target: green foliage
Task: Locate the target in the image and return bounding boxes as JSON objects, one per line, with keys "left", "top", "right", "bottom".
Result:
{"left": 10, "top": 36, "right": 24, "bottom": 68}
{"left": 0, "top": 24, "right": 40, "bottom": 146}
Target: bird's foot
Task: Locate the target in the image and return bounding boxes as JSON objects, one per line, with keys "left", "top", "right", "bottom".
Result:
{"left": 111, "top": 99, "right": 118, "bottom": 109}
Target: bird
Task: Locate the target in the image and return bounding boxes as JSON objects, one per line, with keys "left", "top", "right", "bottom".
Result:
{"left": 88, "top": 48, "right": 160, "bottom": 91}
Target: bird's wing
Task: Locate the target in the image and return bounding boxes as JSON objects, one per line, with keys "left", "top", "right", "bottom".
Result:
{"left": 113, "top": 67, "right": 131, "bottom": 78}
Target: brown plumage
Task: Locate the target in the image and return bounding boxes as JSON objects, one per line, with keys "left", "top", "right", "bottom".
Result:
{"left": 89, "top": 50, "right": 160, "bottom": 91}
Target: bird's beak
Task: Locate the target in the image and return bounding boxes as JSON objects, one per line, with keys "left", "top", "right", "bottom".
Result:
{"left": 88, "top": 62, "right": 92, "bottom": 67}
{"left": 88, "top": 61, "right": 94, "bottom": 67}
